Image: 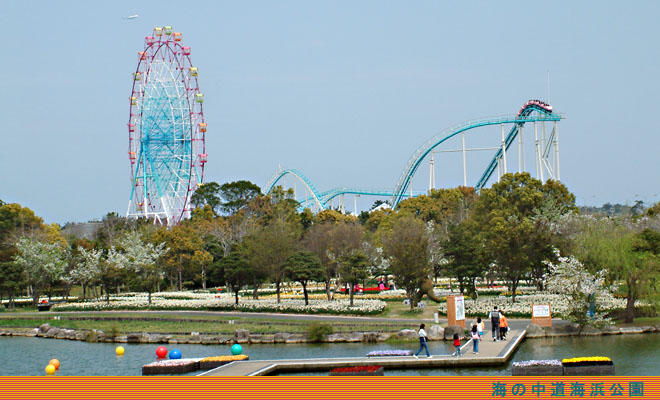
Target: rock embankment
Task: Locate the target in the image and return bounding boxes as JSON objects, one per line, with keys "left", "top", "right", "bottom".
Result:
{"left": 0, "top": 323, "right": 450, "bottom": 345}
{"left": 525, "top": 323, "right": 660, "bottom": 338}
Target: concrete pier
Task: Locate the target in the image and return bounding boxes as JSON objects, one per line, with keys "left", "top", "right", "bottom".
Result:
{"left": 200, "top": 329, "right": 526, "bottom": 376}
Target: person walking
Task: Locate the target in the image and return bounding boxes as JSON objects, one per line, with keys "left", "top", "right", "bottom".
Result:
{"left": 470, "top": 324, "right": 480, "bottom": 354}
{"left": 452, "top": 333, "right": 462, "bottom": 357}
{"left": 489, "top": 306, "right": 501, "bottom": 341}
{"left": 413, "top": 323, "right": 432, "bottom": 359}
{"left": 499, "top": 311, "right": 508, "bottom": 340}
{"left": 476, "top": 316, "right": 484, "bottom": 339}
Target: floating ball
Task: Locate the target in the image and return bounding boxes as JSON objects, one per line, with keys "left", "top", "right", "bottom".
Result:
{"left": 116, "top": 346, "right": 125, "bottom": 356}
{"left": 231, "top": 344, "right": 242, "bottom": 355}
{"left": 169, "top": 349, "right": 182, "bottom": 359}
{"left": 45, "top": 364, "right": 56, "bottom": 375}
{"left": 155, "top": 346, "right": 168, "bottom": 358}
{"left": 49, "top": 359, "right": 60, "bottom": 370}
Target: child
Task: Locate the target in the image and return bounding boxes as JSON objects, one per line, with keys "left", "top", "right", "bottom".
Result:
{"left": 453, "top": 333, "right": 462, "bottom": 357}
{"left": 470, "top": 324, "right": 480, "bottom": 354}
{"left": 499, "top": 311, "right": 508, "bottom": 340}
{"left": 476, "top": 316, "right": 484, "bottom": 338}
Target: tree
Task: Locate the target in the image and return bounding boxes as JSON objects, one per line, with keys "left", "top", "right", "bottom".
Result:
{"left": 14, "top": 237, "right": 67, "bottom": 304}
{"left": 382, "top": 215, "right": 431, "bottom": 309}
{"left": 190, "top": 182, "right": 222, "bottom": 212}
{"left": 545, "top": 251, "right": 613, "bottom": 327}
{"left": 469, "top": 173, "right": 576, "bottom": 301}
{"left": 303, "top": 221, "right": 364, "bottom": 300}
{"left": 284, "top": 251, "right": 324, "bottom": 305}
{"left": 217, "top": 247, "right": 252, "bottom": 305}
{"left": 72, "top": 247, "right": 103, "bottom": 300}
{"left": 121, "top": 231, "right": 168, "bottom": 304}
{"left": 444, "top": 222, "right": 487, "bottom": 298}
{"left": 243, "top": 219, "right": 299, "bottom": 303}
{"left": 218, "top": 180, "right": 262, "bottom": 215}
{"left": 0, "top": 261, "right": 25, "bottom": 308}
{"left": 571, "top": 216, "right": 660, "bottom": 323}
{"left": 337, "top": 251, "right": 369, "bottom": 307}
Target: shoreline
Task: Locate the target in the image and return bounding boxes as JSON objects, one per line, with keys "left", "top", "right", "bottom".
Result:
{"left": 1, "top": 321, "right": 658, "bottom": 345}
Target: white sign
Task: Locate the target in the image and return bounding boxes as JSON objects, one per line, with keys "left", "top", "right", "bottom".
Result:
{"left": 533, "top": 304, "right": 551, "bottom": 318}
{"left": 454, "top": 295, "right": 465, "bottom": 321}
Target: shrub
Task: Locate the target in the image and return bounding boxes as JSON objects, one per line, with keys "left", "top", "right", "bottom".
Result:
{"left": 306, "top": 323, "right": 333, "bottom": 342}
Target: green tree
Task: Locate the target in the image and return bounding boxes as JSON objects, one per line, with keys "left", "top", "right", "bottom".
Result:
{"left": 382, "top": 215, "right": 431, "bottom": 309}
{"left": 444, "top": 222, "right": 487, "bottom": 299}
{"left": 470, "top": 173, "right": 576, "bottom": 300}
{"left": 337, "top": 251, "right": 370, "bottom": 307}
{"left": 284, "top": 251, "right": 324, "bottom": 305}
{"left": 0, "top": 261, "right": 25, "bottom": 308}
{"left": 303, "top": 221, "right": 364, "bottom": 300}
{"left": 243, "top": 219, "right": 299, "bottom": 303}
{"left": 190, "top": 182, "right": 222, "bottom": 212}
{"left": 573, "top": 216, "right": 660, "bottom": 323}
{"left": 217, "top": 247, "right": 252, "bottom": 305}
{"left": 218, "top": 180, "right": 262, "bottom": 215}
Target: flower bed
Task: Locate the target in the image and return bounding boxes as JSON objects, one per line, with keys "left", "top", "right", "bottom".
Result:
{"left": 329, "top": 365, "right": 384, "bottom": 376}
{"left": 51, "top": 292, "right": 386, "bottom": 315}
{"left": 512, "top": 360, "right": 563, "bottom": 376}
{"left": 366, "top": 350, "right": 413, "bottom": 357}
{"left": 436, "top": 293, "right": 626, "bottom": 318}
{"left": 199, "top": 355, "right": 249, "bottom": 370}
{"left": 562, "top": 357, "right": 615, "bottom": 376}
{"left": 142, "top": 358, "right": 201, "bottom": 375}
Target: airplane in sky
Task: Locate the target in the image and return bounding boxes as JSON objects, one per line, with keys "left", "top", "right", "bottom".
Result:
{"left": 123, "top": 15, "right": 139, "bottom": 20}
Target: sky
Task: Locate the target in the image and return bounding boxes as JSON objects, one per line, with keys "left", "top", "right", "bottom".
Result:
{"left": 1, "top": 1, "right": 659, "bottom": 224}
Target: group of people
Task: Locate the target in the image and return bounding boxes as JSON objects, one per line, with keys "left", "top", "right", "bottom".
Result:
{"left": 412, "top": 306, "right": 510, "bottom": 358}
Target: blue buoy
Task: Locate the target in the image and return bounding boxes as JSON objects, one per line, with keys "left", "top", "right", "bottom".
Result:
{"left": 231, "top": 344, "right": 242, "bottom": 355}
{"left": 169, "top": 349, "right": 182, "bottom": 359}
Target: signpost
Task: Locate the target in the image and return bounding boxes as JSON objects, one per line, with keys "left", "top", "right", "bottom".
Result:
{"left": 447, "top": 294, "right": 466, "bottom": 328}
{"left": 531, "top": 303, "right": 552, "bottom": 327}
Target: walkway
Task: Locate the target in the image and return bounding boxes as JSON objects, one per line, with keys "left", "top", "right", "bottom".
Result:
{"left": 200, "top": 329, "right": 526, "bottom": 376}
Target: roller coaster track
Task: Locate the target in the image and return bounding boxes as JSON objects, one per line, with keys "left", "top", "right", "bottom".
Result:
{"left": 265, "top": 101, "right": 563, "bottom": 212}
{"left": 390, "top": 104, "right": 562, "bottom": 207}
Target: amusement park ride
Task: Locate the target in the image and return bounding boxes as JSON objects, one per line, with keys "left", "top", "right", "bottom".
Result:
{"left": 266, "top": 99, "right": 563, "bottom": 214}
{"left": 124, "top": 27, "right": 564, "bottom": 223}
{"left": 126, "top": 26, "right": 206, "bottom": 226}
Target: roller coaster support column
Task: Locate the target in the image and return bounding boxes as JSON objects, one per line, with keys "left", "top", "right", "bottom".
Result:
{"left": 518, "top": 125, "right": 524, "bottom": 173}
{"left": 429, "top": 153, "right": 436, "bottom": 191}
{"left": 354, "top": 195, "right": 360, "bottom": 216}
{"left": 554, "top": 121, "right": 560, "bottom": 180}
{"left": 462, "top": 132, "right": 467, "bottom": 186}
{"left": 534, "top": 122, "right": 543, "bottom": 181}
{"left": 501, "top": 124, "right": 507, "bottom": 175}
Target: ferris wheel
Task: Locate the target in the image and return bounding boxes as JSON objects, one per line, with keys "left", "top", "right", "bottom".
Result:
{"left": 126, "top": 26, "right": 207, "bottom": 226}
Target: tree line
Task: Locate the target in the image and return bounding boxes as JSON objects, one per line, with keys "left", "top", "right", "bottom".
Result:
{"left": 1, "top": 175, "right": 660, "bottom": 322}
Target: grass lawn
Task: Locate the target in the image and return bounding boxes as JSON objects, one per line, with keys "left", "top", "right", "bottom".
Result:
{"left": 383, "top": 300, "right": 440, "bottom": 320}
{"left": 0, "top": 311, "right": 415, "bottom": 335}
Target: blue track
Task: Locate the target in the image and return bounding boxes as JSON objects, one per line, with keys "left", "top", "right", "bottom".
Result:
{"left": 265, "top": 101, "right": 563, "bottom": 211}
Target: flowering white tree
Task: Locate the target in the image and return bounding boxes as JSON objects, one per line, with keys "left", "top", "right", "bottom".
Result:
{"left": 120, "top": 231, "right": 167, "bottom": 304}
{"left": 72, "top": 247, "right": 103, "bottom": 300}
{"left": 544, "top": 250, "right": 614, "bottom": 327}
{"left": 14, "top": 237, "right": 67, "bottom": 304}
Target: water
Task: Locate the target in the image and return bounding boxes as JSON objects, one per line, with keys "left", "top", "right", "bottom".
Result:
{"left": 0, "top": 335, "right": 657, "bottom": 376}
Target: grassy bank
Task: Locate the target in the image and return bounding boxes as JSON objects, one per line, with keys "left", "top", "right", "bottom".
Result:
{"left": 0, "top": 312, "right": 415, "bottom": 336}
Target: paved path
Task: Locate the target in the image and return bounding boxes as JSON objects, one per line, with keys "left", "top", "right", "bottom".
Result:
{"left": 200, "top": 329, "right": 526, "bottom": 376}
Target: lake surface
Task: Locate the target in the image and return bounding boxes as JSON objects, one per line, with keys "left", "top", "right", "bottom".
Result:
{"left": 0, "top": 334, "right": 657, "bottom": 376}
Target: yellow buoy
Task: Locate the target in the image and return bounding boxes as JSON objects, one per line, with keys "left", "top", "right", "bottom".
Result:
{"left": 49, "top": 359, "right": 60, "bottom": 370}
{"left": 45, "top": 364, "right": 56, "bottom": 375}
{"left": 116, "top": 346, "right": 125, "bottom": 356}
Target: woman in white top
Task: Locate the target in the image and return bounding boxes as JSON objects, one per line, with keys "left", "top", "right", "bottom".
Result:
{"left": 413, "top": 323, "right": 432, "bottom": 358}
